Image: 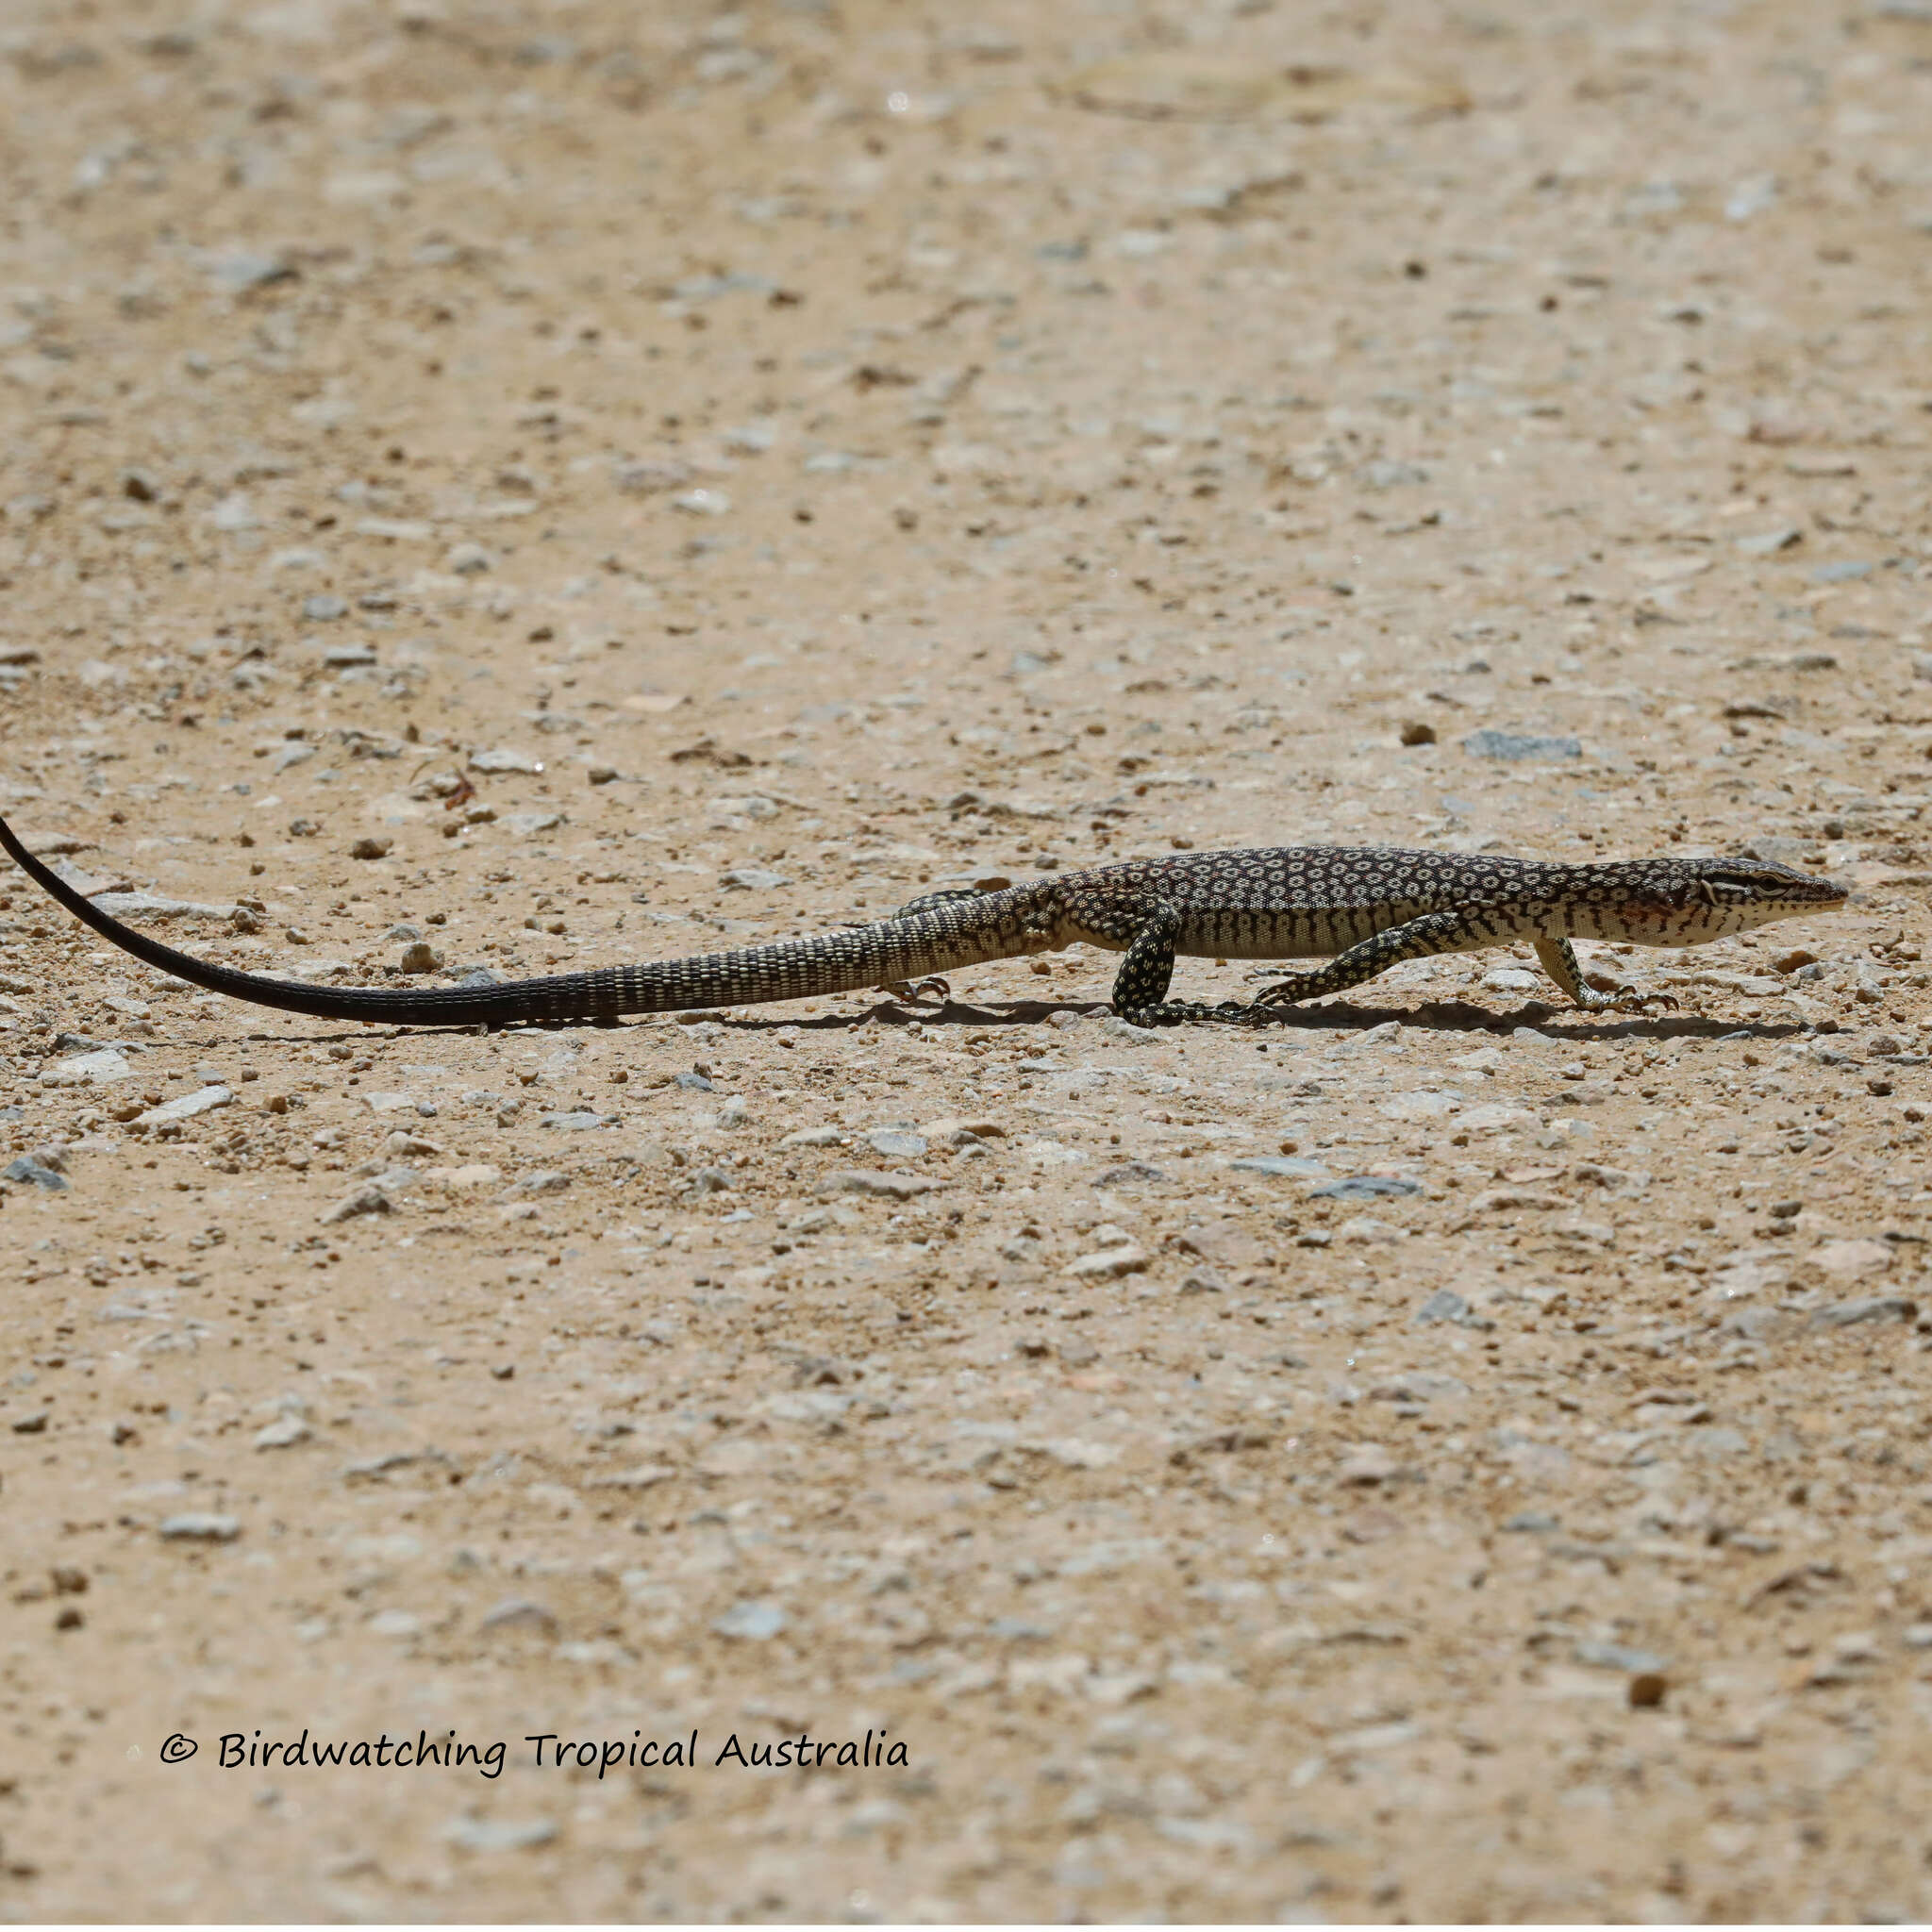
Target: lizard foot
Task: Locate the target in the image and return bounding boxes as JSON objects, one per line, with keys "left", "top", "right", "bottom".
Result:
{"left": 1117, "top": 1000, "right": 1267, "bottom": 1027}
{"left": 877, "top": 975, "right": 952, "bottom": 1005}
{"left": 1580, "top": 978, "right": 1678, "bottom": 1014}
{"left": 1250, "top": 980, "right": 1320, "bottom": 1008}
{"left": 1621, "top": 988, "right": 1678, "bottom": 1013}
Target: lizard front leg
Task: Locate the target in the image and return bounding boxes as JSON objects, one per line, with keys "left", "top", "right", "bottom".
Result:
{"left": 1532, "top": 937, "right": 1675, "bottom": 1013}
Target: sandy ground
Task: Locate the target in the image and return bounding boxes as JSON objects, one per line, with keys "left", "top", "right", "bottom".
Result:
{"left": 2, "top": 0, "right": 1931, "bottom": 1920}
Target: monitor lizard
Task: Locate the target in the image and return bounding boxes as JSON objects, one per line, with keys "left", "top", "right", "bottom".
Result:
{"left": 0, "top": 815, "right": 1848, "bottom": 1030}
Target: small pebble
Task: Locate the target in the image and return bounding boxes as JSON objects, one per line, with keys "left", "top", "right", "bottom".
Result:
{"left": 713, "top": 1599, "right": 786, "bottom": 1641}
{"left": 479, "top": 1597, "right": 558, "bottom": 1635}
{"left": 1627, "top": 1673, "right": 1669, "bottom": 1709}
{"left": 444, "top": 1817, "right": 558, "bottom": 1853}
{"left": 158, "top": 1513, "right": 241, "bottom": 1542}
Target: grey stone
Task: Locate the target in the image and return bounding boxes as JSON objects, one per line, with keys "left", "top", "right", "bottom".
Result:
{"left": 866, "top": 1127, "right": 927, "bottom": 1158}
{"left": 133, "top": 1085, "right": 235, "bottom": 1129}
{"left": 319, "top": 1183, "right": 392, "bottom": 1224}
{"left": 1574, "top": 1640, "right": 1670, "bottom": 1674}
{"left": 1811, "top": 1295, "right": 1918, "bottom": 1328}
{"left": 614, "top": 458, "right": 692, "bottom": 494}
{"left": 821, "top": 1169, "right": 940, "bottom": 1200}
{"left": 480, "top": 1597, "right": 558, "bottom": 1635}
{"left": 1741, "top": 836, "right": 1813, "bottom": 866}
{"left": 40, "top": 1048, "right": 134, "bottom": 1089}
{"left": 468, "top": 746, "right": 541, "bottom": 774}
{"left": 1310, "top": 1175, "right": 1423, "bottom": 1201}
{"left": 444, "top": 1816, "right": 558, "bottom": 1853}
{"left": 204, "top": 250, "right": 294, "bottom": 292}
{"left": 720, "top": 867, "right": 791, "bottom": 891}
{"left": 540, "top": 1110, "right": 616, "bottom": 1131}
{"left": 1502, "top": 1510, "right": 1558, "bottom": 1533}
{"left": 1734, "top": 526, "right": 1802, "bottom": 556}
{"left": 1462, "top": 729, "right": 1583, "bottom": 763}
{"left": 1231, "top": 1155, "right": 1330, "bottom": 1178}
{"left": 5, "top": 1156, "right": 69, "bottom": 1191}
{"left": 91, "top": 891, "right": 236, "bottom": 923}
{"left": 1093, "top": 1160, "right": 1172, "bottom": 1185}
{"left": 713, "top": 1599, "right": 787, "bottom": 1641}
{"left": 1414, "top": 1288, "right": 1490, "bottom": 1328}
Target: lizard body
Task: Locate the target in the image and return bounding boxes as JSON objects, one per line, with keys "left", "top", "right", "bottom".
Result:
{"left": 0, "top": 815, "right": 1847, "bottom": 1029}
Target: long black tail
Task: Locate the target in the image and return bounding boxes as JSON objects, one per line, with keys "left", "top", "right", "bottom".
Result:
{"left": 0, "top": 813, "right": 1016, "bottom": 1029}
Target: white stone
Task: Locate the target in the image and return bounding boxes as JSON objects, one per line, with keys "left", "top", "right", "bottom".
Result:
{"left": 133, "top": 1085, "right": 234, "bottom": 1126}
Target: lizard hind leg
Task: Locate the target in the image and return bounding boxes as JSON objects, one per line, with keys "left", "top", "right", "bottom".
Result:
{"left": 1106, "top": 905, "right": 1255, "bottom": 1026}
{"left": 1250, "top": 908, "right": 1490, "bottom": 1009}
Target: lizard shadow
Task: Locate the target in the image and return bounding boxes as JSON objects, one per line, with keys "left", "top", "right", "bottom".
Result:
{"left": 603, "top": 991, "right": 1812, "bottom": 1044}
{"left": 223, "top": 993, "right": 1819, "bottom": 1049}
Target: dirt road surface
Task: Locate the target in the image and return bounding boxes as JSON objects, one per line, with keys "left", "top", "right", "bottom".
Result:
{"left": 3, "top": 0, "right": 1931, "bottom": 1919}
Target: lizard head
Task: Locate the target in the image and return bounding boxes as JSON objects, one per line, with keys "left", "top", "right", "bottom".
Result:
{"left": 1623, "top": 855, "right": 1849, "bottom": 941}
